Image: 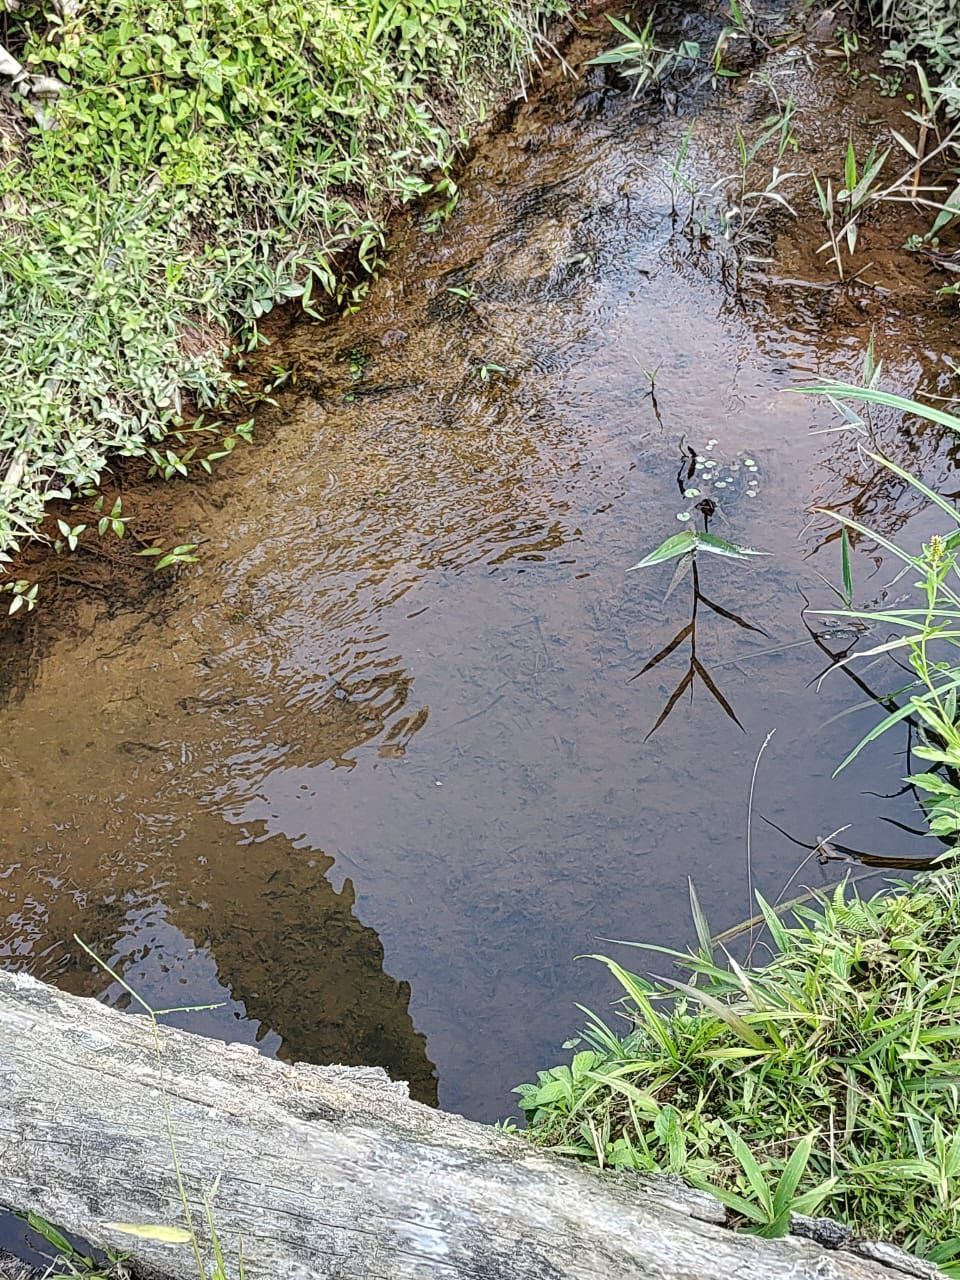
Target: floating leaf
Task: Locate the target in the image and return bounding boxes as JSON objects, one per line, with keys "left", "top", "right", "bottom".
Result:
{"left": 628, "top": 530, "right": 768, "bottom": 571}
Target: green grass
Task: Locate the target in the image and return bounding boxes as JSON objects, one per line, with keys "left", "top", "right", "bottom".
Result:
{"left": 0, "top": 0, "right": 566, "bottom": 565}
{"left": 517, "top": 873, "right": 960, "bottom": 1269}
{"left": 517, "top": 381, "right": 960, "bottom": 1273}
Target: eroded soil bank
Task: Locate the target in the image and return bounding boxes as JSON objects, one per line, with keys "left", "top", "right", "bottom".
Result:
{"left": 1, "top": 5, "right": 958, "bottom": 1142}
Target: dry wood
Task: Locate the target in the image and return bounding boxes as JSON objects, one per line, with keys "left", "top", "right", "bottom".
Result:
{"left": 0, "top": 970, "right": 944, "bottom": 1279}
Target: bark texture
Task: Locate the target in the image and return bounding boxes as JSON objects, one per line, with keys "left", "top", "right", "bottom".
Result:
{"left": 0, "top": 971, "right": 944, "bottom": 1279}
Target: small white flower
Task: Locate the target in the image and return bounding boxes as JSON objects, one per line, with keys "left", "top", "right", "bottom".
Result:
{"left": 677, "top": 511, "right": 691, "bottom": 521}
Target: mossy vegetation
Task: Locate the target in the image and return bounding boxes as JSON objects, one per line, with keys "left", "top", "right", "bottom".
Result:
{"left": 0, "top": 0, "right": 566, "bottom": 561}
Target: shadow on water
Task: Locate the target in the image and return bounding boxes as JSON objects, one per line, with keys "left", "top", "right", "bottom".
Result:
{"left": 3, "top": 14, "right": 960, "bottom": 1124}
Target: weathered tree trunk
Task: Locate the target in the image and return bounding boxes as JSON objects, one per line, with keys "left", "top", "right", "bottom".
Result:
{"left": 0, "top": 971, "right": 942, "bottom": 1279}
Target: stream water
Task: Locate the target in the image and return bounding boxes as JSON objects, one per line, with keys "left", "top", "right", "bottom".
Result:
{"left": 2, "top": 14, "right": 959, "bottom": 1129}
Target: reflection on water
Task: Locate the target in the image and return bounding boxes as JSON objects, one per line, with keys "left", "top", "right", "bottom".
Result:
{"left": 2, "top": 23, "right": 960, "bottom": 1120}
{"left": 2, "top": 814, "right": 437, "bottom": 1103}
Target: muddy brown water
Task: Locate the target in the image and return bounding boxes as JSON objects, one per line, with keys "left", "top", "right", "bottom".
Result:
{"left": 3, "top": 21, "right": 960, "bottom": 1136}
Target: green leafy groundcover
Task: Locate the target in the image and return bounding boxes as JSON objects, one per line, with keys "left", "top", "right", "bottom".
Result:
{"left": 517, "top": 872, "right": 960, "bottom": 1273}
{"left": 863, "top": 0, "right": 960, "bottom": 115}
{"left": 0, "top": 0, "right": 566, "bottom": 556}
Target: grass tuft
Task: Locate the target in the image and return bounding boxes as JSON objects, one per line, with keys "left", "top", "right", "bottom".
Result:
{"left": 517, "top": 871, "right": 960, "bottom": 1268}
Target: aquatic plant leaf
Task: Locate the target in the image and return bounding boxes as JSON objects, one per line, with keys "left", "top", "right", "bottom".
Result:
{"left": 627, "top": 530, "right": 697, "bottom": 570}
{"left": 696, "top": 532, "right": 769, "bottom": 559}
{"left": 841, "top": 528, "right": 853, "bottom": 604}
{"left": 796, "top": 383, "right": 960, "bottom": 434}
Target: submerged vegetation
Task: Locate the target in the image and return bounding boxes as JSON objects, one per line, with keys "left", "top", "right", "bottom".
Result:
{"left": 0, "top": 0, "right": 566, "bottom": 582}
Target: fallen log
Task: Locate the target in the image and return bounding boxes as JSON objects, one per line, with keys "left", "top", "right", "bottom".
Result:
{"left": 0, "top": 970, "right": 942, "bottom": 1279}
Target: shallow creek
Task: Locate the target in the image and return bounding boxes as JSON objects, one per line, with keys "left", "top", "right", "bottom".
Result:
{"left": 2, "top": 20, "right": 959, "bottom": 1126}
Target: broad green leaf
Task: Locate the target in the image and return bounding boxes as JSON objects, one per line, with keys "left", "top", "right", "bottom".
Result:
{"left": 772, "top": 1135, "right": 813, "bottom": 1216}
{"left": 752, "top": 1209, "right": 792, "bottom": 1238}
{"left": 722, "top": 1121, "right": 774, "bottom": 1215}
{"left": 686, "top": 1173, "right": 769, "bottom": 1223}
{"left": 571, "top": 1050, "right": 597, "bottom": 1082}
{"left": 627, "top": 530, "right": 698, "bottom": 570}
{"left": 27, "top": 1213, "right": 75, "bottom": 1258}
{"left": 795, "top": 383, "right": 960, "bottom": 434}
{"left": 790, "top": 1178, "right": 838, "bottom": 1215}
{"left": 659, "top": 976, "right": 773, "bottom": 1051}
{"left": 696, "top": 531, "right": 769, "bottom": 558}
{"left": 534, "top": 1078, "right": 570, "bottom": 1106}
